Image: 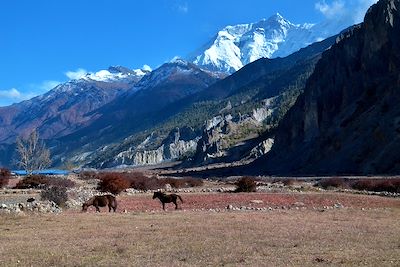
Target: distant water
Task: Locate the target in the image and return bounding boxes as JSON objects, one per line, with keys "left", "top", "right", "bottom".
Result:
{"left": 12, "top": 169, "right": 70, "bottom": 176}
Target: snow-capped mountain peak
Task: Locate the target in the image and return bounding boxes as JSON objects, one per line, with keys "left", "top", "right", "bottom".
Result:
{"left": 190, "top": 13, "right": 343, "bottom": 73}
{"left": 81, "top": 66, "right": 150, "bottom": 82}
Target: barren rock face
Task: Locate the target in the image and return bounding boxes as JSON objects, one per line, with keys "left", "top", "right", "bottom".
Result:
{"left": 260, "top": 0, "right": 400, "bottom": 175}
{"left": 98, "top": 127, "right": 200, "bottom": 168}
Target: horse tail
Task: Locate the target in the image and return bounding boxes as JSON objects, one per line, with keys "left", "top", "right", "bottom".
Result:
{"left": 177, "top": 195, "right": 183, "bottom": 203}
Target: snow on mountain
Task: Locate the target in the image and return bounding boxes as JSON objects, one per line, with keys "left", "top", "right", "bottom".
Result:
{"left": 190, "top": 13, "right": 347, "bottom": 73}
{"left": 130, "top": 59, "right": 222, "bottom": 93}
{"left": 82, "top": 65, "right": 149, "bottom": 83}
{"left": 45, "top": 65, "right": 150, "bottom": 96}
{"left": 0, "top": 64, "right": 150, "bottom": 144}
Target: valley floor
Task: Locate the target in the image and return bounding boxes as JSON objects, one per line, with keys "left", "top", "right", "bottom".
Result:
{"left": 1, "top": 191, "right": 399, "bottom": 266}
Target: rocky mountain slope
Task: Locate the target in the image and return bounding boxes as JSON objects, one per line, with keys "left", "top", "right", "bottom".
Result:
{"left": 49, "top": 60, "right": 222, "bottom": 167}
{"left": 86, "top": 35, "right": 337, "bottom": 168}
{"left": 258, "top": 0, "right": 400, "bottom": 175}
{"left": 0, "top": 12, "right": 346, "bottom": 169}
{"left": 189, "top": 13, "right": 346, "bottom": 73}
{"left": 0, "top": 66, "right": 148, "bottom": 167}
{"left": 0, "top": 66, "right": 147, "bottom": 144}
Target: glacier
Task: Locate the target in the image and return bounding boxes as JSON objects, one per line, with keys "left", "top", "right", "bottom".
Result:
{"left": 190, "top": 13, "right": 347, "bottom": 73}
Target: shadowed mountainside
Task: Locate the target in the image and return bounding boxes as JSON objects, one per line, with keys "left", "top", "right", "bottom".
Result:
{"left": 255, "top": 0, "right": 400, "bottom": 175}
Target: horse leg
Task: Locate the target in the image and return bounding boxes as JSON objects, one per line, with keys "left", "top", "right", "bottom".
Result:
{"left": 95, "top": 205, "right": 100, "bottom": 212}
{"left": 174, "top": 200, "right": 178, "bottom": 210}
{"left": 162, "top": 202, "right": 165, "bottom": 211}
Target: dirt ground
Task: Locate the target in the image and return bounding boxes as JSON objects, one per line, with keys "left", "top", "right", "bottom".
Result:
{"left": 1, "top": 174, "right": 400, "bottom": 266}
{"left": 0, "top": 207, "right": 399, "bottom": 267}
{"left": 114, "top": 192, "right": 400, "bottom": 213}
{"left": 1, "top": 190, "right": 400, "bottom": 267}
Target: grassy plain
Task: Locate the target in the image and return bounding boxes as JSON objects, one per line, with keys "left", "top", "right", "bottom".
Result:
{"left": 1, "top": 205, "right": 399, "bottom": 266}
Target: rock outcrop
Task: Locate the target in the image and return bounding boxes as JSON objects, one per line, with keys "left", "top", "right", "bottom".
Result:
{"left": 250, "top": 138, "right": 275, "bottom": 158}
{"left": 260, "top": 0, "right": 400, "bottom": 175}
{"left": 99, "top": 127, "right": 200, "bottom": 167}
{"left": 193, "top": 111, "right": 269, "bottom": 164}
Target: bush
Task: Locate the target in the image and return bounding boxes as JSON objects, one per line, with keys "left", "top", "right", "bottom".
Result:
{"left": 182, "top": 177, "right": 204, "bottom": 187}
{"left": 163, "top": 178, "right": 186, "bottom": 188}
{"left": 15, "top": 175, "right": 49, "bottom": 189}
{"left": 78, "top": 171, "right": 97, "bottom": 180}
{"left": 0, "top": 168, "right": 11, "bottom": 188}
{"left": 271, "top": 178, "right": 295, "bottom": 186}
{"left": 48, "top": 177, "right": 76, "bottom": 188}
{"left": 40, "top": 186, "right": 68, "bottom": 207}
{"left": 128, "top": 175, "right": 162, "bottom": 191}
{"left": 316, "top": 177, "right": 348, "bottom": 189}
{"left": 14, "top": 175, "right": 76, "bottom": 189}
{"left": 97, "top": 172, "right": 130, "bottom": 195}
{"left": 314, "top": 177, "right": 400, "bottom": 193}
{"left": 351, "top": 179, "right": 400, "bottom": 193}
{"left": 95, "top": 172, "right": 205, "bottom": 192}
{"left": 235, "top": 177, "right": 257, "bottom": 192}
{"left": 282, "top": 179, "right": 295, "bottom": 186}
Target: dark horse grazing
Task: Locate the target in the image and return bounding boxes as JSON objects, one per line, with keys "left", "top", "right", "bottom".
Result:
{"left": 82, "top": 194, "right": 117, "bottom": 212}
{"left": 152, "top": 192, "right": 183, "bottom": 210}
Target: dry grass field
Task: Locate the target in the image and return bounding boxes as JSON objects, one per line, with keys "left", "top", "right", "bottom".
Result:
{"left": 1, "top": 193, "right": 400, "bottom": 267}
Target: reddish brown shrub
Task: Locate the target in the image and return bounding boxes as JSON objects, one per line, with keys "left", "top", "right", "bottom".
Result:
{"left": 78, "top": 171, "right": 97, "bottom": 180}
{"left": 14, "top": 174, "right": 76, "bottom": 189}
{"left": 97, "top": 172, "right": 130, "bottom": 195}
{"left": 95, "top": 172, "right": 204, "bottom": 191}
{"left": 160, "top": 177, "right": 204, "bottom": 189}
{"left": 316, "top": 177, "right": 348, "bottom": 189}
{"left": 123, "top": 172, "right": 162, "bottom": 190}
{"left": 163, "top": 178, "right": 186, "bottom": 188}
{"left": 48, "top": 177, "right": 76, "bottom": 188}
{"left": 271, "top": 178, "right": 294, "bottom": 185}
{"left": 282, "top": 179, "right": 295, "bottom": 186}
{"left": 350, "top": 179, "right": 374, "bottom": 191}
{"left": 15, "top": 175, "right": 50, "bottom": 189}
{"left": 182, "top": 177, "right": 204, "bottom": 187}
{"left": 131, "top": 176, "right": 162, "bottom": 190}
{"left": 235, "top": 177, "right": 257, "bottom": 192}
{"left": 0, "top": 168, "right": 11, "bottom": 188}
{"left": 351, "top": 178, "right": 400, "bottom": 193}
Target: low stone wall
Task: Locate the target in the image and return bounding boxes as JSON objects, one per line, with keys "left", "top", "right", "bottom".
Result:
{"left": 0, "top": 200, "right": 61, "bottom": 214}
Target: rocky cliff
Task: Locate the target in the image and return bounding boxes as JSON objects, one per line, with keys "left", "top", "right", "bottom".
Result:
{"left": 260, "top": 0, "right": 400, "bottom": 175}
{"left": 94, "top": 127, "right": 200, "bottom": 168}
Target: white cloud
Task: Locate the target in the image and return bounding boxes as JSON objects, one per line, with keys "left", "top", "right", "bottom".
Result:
{"left": 315, "top": 1, "right": 345, "bottom": 19}
{"left": 315, "top": 0, "right": 378, "bottom": 24}
{"left": 171, "top": 0, "right": 189, "bottom": 14}
{"left": 178, "top": 2, "right": 189, "bottom": 13}
{"left": 142, "top": 64, "right": 152, "bottom": 71}
{"left": 39, "top": 80, "right": 61, "bottom": 91}
{"left": 0, "top": 79, "right": 62, "bottom": 106}
{"left": 65, "top": 68, "right": 88, "bottom": 80}
{"left": 0, "top": 88, "right": 38, "bottom": 106}
{"left": 0, "top": 88, "right": 22, "bottom": 99}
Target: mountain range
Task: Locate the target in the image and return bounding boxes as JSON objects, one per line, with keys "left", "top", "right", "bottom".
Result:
{"left": 189, "top": 13, "right": 347, "bottom": 73}
{"left": 2, "top": 0, "right": 397, "bottom": 177}
{"left": 88, "top": 34, "right": 338, "bottom": 169}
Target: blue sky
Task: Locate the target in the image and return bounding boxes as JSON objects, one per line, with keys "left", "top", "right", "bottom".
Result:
{"left": 0, "top": 0, "right": 377, "bottom": 106}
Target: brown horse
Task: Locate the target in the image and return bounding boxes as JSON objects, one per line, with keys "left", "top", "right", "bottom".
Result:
{"left": 152, "top": 191, "right": 183, "bottom": 210}
{"left": 82, "top": 194, "right": 117, "bottom": 212}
